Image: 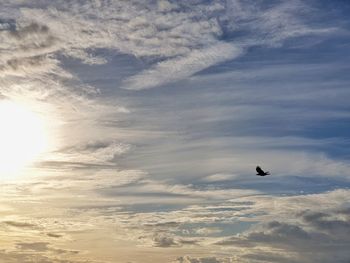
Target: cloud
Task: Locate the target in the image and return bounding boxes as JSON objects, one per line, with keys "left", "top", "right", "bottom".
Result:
{"left": 0, "top": 2, "right": 348, "bottom": 263}
{"left": 0, "top": 0, "right": 335, "bottom": 92}
{"left": 39, "top": 141, "right": 130, "bottom": 170}
{"left": 120, "top": 132, "right": 350, "bottom": 184}
{"left": 216, "top": 218, "right": 350, "bottom": 262}
{"left": 299, "top": 209, "right": 350, "bottom": 239}
{"left": 202, "top": 173, "right": 239, "bottom": 182}
{"left": 97, "top": 178, "right": 259, "bottom": 202}
{"left": 47, "top": 232, "right": 63, "bottom": 238}
{"left": 241, "top": 252, "right": 299, "bottom": 263}
{"left": 194, "top": 227, "right": 222, "bottom": 236}
{"left": 123, "top": 43, "right": 243, "bottom": 90}
{"left": 174, "top": 256, "right": 228, "bottom": 263}
{"left": 152, "top": 235, "right": 198, "bottom": 248}
{"left": 0, "top": 249, "right": 99, "bottom": 263}
{"left": 1, "top": 1, "right": 345, "bottom": 190}
{"left": 120, "top": 0, "right": 334, "bottom": 90}
{"left": 227, "top": 0, "right": 336, "bottom": 43}
{"left": 153, "top": 234, "right": 177, "bottom": 247}
{"left": 0, "top": 12, "right": 111, "bottom": 124}
{"left": 16, "top": 242, "right": 50, "bottom": 252}
{"left": 217, "top": 221, "right": 310, "bottom": 247}
{"left": 214, "top": 190, "right": 350, "bottom": 263}
{"left": 74, "top": 189, "right": 348, "bottom": 262}
{"left": 3, "top": 221, "right": 36, "bottom": 228}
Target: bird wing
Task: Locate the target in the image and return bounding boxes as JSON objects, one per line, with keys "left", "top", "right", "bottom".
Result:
{"left": 256, "top": 166, "right": 263, "bottom": 173}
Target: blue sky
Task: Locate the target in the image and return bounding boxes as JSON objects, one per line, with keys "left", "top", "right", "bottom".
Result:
{"left": 0, "top": 1, "right": 349, "bottom": 262}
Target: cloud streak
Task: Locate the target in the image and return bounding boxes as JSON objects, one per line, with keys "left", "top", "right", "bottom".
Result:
{"left": 0, "top": 1, "right": 348, "bottom": 262}
{"left": 123, "top": 43, "right": 243, "bottom": 90}
{"left": 1, "top": 0, "right": 335, "bottom": 92}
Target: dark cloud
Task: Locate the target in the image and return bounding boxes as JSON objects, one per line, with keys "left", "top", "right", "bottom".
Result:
{"left": 9, "top": 22, "right": 56, "bottom": 49}
{"left": 3, "top": 221, "right": 36, "bottom": 228}
{"left": 47, "top": 233, "right": 63, "bottom": 238}
{"left": 16, "top": 242, "right": 49, "bottom": 252}
{"left": 16, "top": 242, "right": 80, "bottom": 258}
{"left": 143, "top": 221, "right": 180, "bottom": 228}
{"left": 263, "top": 221, "right": 310, "bottom": 240}
{"left": 242, "top": 252, "right": 298, "bottom": 263}
{"left": 153, "top": 235, "right": 177, "bottom": 247}
{"left": 0, "top": 249, "right": 97, "bottom": 263}
{"left": 300, "top": 210, "right": 350, "bottom": 238}
{"left": 178, "top": 239, "right": 198, "bottom": 245}
{"left": 0, "top": 55, "right": 52, "bottom": 75}
{"left": 216, "top": 208, "right": 350, "bottom": 263}
{"left": 9, "top": 22, "right": 49, "bottom": 39}
{"left": 152, "top": 235, "right": 198, "bottom": 248}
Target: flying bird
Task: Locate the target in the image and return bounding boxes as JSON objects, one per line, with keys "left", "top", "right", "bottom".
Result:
{"left": 256, "top": 166, "right": 270, "bottom": 176}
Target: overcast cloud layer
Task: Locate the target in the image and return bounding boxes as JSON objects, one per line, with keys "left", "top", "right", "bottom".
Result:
{"left": 0, "top": 0, "right": 349, "bottom": 262}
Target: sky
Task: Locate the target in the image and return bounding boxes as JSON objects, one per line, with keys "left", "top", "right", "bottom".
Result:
{"left": 0, "top": 0, "right": 349, "bottom": 262}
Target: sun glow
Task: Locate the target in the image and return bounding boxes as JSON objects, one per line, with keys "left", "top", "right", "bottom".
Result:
{"left": 0, "top": 100, "right": 49, "bottom": 179}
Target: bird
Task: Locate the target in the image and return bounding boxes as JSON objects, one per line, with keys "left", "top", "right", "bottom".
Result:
{"left": 256, "top": 166, "right": 270, "bottom": 176}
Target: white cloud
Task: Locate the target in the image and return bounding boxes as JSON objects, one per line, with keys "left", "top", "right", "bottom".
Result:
{"left": 203, "top": 173, "right": 239, "bottom": 182}
{"left": 0, "top": 1, "right": 347, "bottom": 262}
{"left": 0, "top": 0, "right": 334, "bottom": 92}
{"left": 123, "top": 43, "right": 243, "bottom": 90}
{"left": 195, "top": 227, "right": 222, "bottom": 236}
{"left": 47, "top": 141, "right": 131, "bottom": 166}
{"left": 175, "top": 256, "right": 229, "bottom": 263}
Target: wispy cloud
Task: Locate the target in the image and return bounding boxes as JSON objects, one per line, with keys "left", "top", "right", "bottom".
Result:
{"left": 123, "top": 43, "right": 243, "bottom": 90}
{"left": 0, "top": 0, "right": 336, "bottom": 92}
{"left": 0, "top": 1, "right": 348, "bottom": 262}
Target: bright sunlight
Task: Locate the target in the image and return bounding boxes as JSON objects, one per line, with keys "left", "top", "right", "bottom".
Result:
{"left": 0, "top": 100, "right": 49, "bottom": 179}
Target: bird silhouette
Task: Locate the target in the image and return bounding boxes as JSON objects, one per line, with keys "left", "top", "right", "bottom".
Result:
{"left": 256, "top": 166, "right": 270, "bottom": 176}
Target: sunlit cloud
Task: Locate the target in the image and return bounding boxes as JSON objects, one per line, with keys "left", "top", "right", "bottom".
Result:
{"left": 0, "top": 0, "right": 348, "bottom": 262}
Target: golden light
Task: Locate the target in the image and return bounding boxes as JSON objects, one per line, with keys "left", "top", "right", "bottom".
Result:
{"left": 0, "top": 100, "right": 49, "bottom": 179}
